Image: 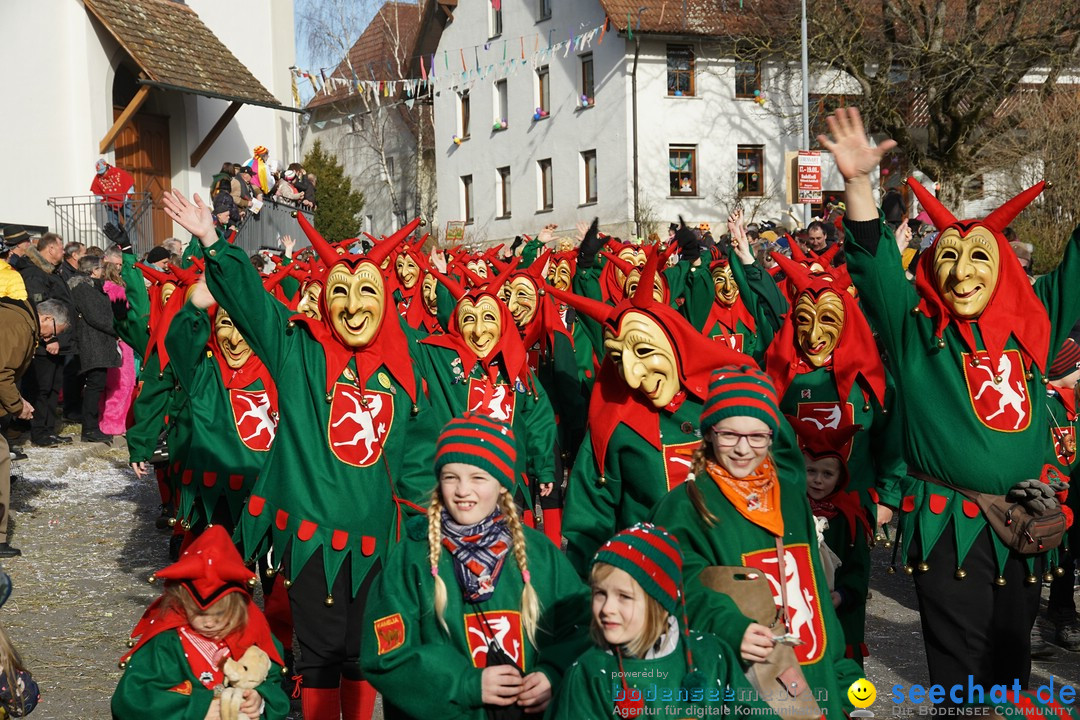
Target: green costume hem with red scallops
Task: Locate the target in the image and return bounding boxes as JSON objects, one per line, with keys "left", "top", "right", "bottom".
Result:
{"left": 172, "top": 465, "right": 255, "bottom": 530}
{"left": 238, "top": 494, "right": 383, "bottom": 598}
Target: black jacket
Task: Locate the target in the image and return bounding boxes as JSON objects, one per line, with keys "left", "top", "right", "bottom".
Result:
{"left": 67, "top": 275, "right": 119, "bottom": 371}
{"left": 13, "top": 249, "right": 77, "bottom": 356}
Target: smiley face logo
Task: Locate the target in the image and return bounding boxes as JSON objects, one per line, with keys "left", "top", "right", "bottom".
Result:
{"left": 848, "top": 679, "right": 876, "bottom": 709}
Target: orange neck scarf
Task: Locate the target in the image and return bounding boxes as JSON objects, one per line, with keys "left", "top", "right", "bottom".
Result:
{"left": 705, "top": 459, "right": 784, "bottom": 537}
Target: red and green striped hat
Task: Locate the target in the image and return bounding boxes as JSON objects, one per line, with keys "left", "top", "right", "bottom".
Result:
{"left": 592, "top": 523, "right": 684, "bottom": 615}
{"left": 700, "top": 364, "right": 780, "bottom": 434}
{"left": 435, "top": 413, "right": 517, "bottom": 492}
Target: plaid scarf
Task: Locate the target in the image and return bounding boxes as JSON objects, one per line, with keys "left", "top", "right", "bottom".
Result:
{"left": 441, "top": 508, "right": 511, "bottom": 603}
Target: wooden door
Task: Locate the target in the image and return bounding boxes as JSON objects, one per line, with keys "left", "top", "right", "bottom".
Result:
{"left": 113, "top": 109, "right": 172, "bottom": 246}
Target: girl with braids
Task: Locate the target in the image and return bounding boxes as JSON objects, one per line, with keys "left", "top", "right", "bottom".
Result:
{"left": 361, "top": 414, "right": 590, "bottom": 719}
{"left": 651, "top": 365, "right": 861, "bottom": 717}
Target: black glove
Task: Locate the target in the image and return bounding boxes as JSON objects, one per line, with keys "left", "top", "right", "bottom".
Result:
{"left": 576, "top": 218, "right": 602, "bottom": 269}
{"left": 510, "top": 236, "right": 524, "bottom": 253}
{"left": 103, "top": 222, "right": 133, "bottom": 254}
{"left": 674, "top": 215, "right": 700, "bottom": 262}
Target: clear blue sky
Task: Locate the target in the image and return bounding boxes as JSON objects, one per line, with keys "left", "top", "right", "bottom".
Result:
{"left": 293, "top": 1, "right": 376, "bottom": 104}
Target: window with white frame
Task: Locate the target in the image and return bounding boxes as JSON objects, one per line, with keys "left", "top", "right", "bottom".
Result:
{"left": 538, "top": 159, "right": 553, "bottom": 211}
{"left": 581, "top": 150, "right": 597, "bottom": 204}
{"left": 458, "top": 90, "right": 471, "bottom": 139}
{"left": 489, "top": 3, "right": 502, "bottom": 37}
{"left": 494, "top": 79, "right": 508, "bottom": 129}
{"left": 669, "top": 145, "right": 697, "bottom": 196}
{"left": 497, "top": 167, "right": 512, "bottom": 219}
{"left": 462, "top": 175, "right": 474, "bottom": 223}
{"left": 537, "top": 0, "right": 551, "bottom": 21}
{"left": 536, "top": 66, "right": 550, "bottom": 116}
{"left": 580, "top": 53, "right": 595, "bottom": 106}
{"left": 736, "top": 145, "right": 764, "bottom": 196}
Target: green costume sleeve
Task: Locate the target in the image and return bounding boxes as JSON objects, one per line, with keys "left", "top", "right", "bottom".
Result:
{"left": 869, "top": 377, "right": 906, "bottom": 510}
{"left": 680, "top": 263, "right": 715, "bottom": 330}
{"left": 126, "top": 357, "right": 175, "bottom": 465}
{"left": 547, "top": 660, "right": 613, "bottom": 720}
{"left": 650, "top": 484, "right": 757, "bottom": 659}
{"left": 435, "top": 281, "right": 455, "bottom": 331}
{"left": 178, "top": 234, "right": 206, "bottom": 269}
{"left": 110, "top": 632, "right": 214, "bottom": 720}
{"left": 520, "top": 238, "right": 544, "bottom": 267}
{"left": 562, "top": 433, "right": 619, "bottom": 576}
{"left": 1033, "top": 226, "right": 1080, "bottom": 361}
{"left": 360, "top": 540, "right": 485, "bottom": 717}
{"left": 163, "top": 304, "right": 211, "bottom": 396}
{"left": 661, "top": 260, "right": 693, "bottom": 304}
{"left": 828, "top": 517, "right": 871, "bottom": 616}
{"left": 530, "top": 542, "right": 593, "bottom": 688}
{"left": 735, "top": 254, "right": 788, "bottom": 340}
{"left": 118, "top": 250, "right": 150, "bottom": 357}
{"left": 201, "top": 239, "right": 293, "bottom": 377}
{"left": 843, "top": 216, "right": 919, "bottom": 367}
{"left": 523, "top": 380, "right": 557, "bottom": 486}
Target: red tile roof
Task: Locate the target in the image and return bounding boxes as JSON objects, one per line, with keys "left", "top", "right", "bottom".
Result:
{"left": 307, "top": 2, "right": 424, "bottom": 109}
{"left": 83, "top": 0, "right": 281, "bottom": 108}
{"left": 597, "top": 0, "right": 776, "bottom": 37}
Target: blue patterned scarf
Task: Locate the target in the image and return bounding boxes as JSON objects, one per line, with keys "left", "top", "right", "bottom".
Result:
{"left": 441, "top": 508, "right": 511, "bottom": 603}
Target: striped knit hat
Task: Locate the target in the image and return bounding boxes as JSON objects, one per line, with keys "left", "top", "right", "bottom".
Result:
{"left": 1049, "top": 338, "right": 1080, "bottom": 382}
{"left": 700, "top": 364, "right": 780, "bottom": 434}
{"left": 434, "top": 413, "right": 517, "bottom": 492}
{"left": 592, "top": 523, "right": 704, "bottom": 691}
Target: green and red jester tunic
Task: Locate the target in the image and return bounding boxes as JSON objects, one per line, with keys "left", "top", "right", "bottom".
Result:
{"left": 111, "top": 630, "right": 290, "bottom": 720}
{"left": 562, "top": 396, "right": 704, "bottom": 576}
{"left": 650, "top": 420, "right": 862, "bottom": 718}
{"left": 844, "top": 216, "right": 1080, "bottom": 573}
{"left": 412, "top": 341, "right": 557, "bottom": 505}
{"left": 202, "top": 238, "right": 429, "bottom": 597}
{"left": 164, "top": 303, "right": 277, "bottom": 531}
{"left": 1044, "top": 384, "right": 1079, "bottom": 477}
{"left": 360, "top": 518, "right": 591, "bottom": 720}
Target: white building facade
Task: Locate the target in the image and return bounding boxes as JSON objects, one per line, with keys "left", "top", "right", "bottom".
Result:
{"left": 0, "top": 0, "right": 297, "bottom": 248}
{"left": 432, "top": 0, "right": 847, "bottom": 247}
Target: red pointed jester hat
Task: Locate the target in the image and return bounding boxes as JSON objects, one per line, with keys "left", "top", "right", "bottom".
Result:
{"left": 505, "top": 250, "right": 573, "bottom": 355}
{"left": 291, "top": 211, "right": 421, "bottom": 402}
{"left": 786, "top": 415, "right": 872, "bottom": 544}
{"left": 547, "top": 253, "right": 750, "bottom": 476}
{"left": 907, "top": 177, "right": 1050, "bottom": 373}
{"left": 140, "top": 262, "right": 201, "bottom": 373}
{"left": 120, "top": 526, "right": 282, "bottom": 667}
{"left": 764, "top": 252, "right": 886, "bottom": 408}
{"left": 704, "top": 252, "right": 757, "bottom": 337}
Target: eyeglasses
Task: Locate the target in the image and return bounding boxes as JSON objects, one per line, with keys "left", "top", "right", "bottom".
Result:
{"left": 41, "top": 317, "right": 57, "bottom": 343}
{"left": 711, "top": 430, "right": 773, "bottom": 449}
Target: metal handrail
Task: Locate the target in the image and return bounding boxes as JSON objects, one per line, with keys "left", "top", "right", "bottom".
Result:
{"left": 48, "top": 192, "right": 155, "bottom": 256}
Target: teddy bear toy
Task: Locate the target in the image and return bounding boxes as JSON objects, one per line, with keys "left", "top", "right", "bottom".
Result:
{"left": 218, "top": 646, "right": 271, "bottom": 720}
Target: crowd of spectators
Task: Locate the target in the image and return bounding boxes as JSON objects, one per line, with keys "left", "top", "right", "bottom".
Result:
{"left": 208, "top": 155, "right": 317, "bottom": 235}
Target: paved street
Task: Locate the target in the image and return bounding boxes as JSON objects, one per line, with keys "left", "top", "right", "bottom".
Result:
{"left": 2, "top": 437, "right": 1077, "bottom": 718}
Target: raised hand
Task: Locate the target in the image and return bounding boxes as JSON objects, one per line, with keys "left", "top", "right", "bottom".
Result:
{"left": 280, "top": 234, "right": 297, "bottom": 258}
{"left": 816, "top": 107, "right": 896, "bottom": 182}
{"left": 538, "top": 223, "right": 558, "bottom": 246}
{"left": 575, "top": 220, "right": 590, "bottom": 242}
{"left": 430, "top": 247, "right": 448, "bottom": 274}
{"left": 162, "top": 189, "right": 216, "bottom": 246}
{"left": 188, "top": 275, "right": 216, "bottom": 310}
{"left": 728, "top": 209, "right": 754, "bottom": 265}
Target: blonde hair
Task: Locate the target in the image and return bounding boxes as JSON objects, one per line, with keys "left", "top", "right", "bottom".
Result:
{"left": 162, "top": 584, "right": 248, "bottom": 638}
{"left": 428, "top": 488, "right": 541, "bottom": 646}
{"left": 588, "top": 563, "right": 670, "bottom": 657}
{"left": 0, "top": 623, "right": 29, "bottom": 710}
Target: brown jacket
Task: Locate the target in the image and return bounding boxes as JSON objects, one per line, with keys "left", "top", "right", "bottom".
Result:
{"left": 0, "top": 297, "right": 38, "bottom": 417}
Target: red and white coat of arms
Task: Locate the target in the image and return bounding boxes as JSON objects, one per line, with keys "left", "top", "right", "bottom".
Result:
{"left": 1052, "top": 426, "right": 1077, "bottom": 467}
{"left": 961, "top": 350, "right": 1031, "bottom": 432}
{"left": 742, "top": 543, "right": 827, "bottom": 664}
{"left": 327, "top": 384, "right": 394, "bottom": 467}
{"left": 229, "top": 389, "right": 277, "bottom": 452}
{"left": 796, "top": 401, "right": 855, "bottom": 459}
{"left": 463, "top": 610, "right": 525, "bottom": 671}
{"left": 467, "top": 377, "right": 517, "bottom": 424}
{"left": 662, "top": 441, "right": 700, "bottom": 491}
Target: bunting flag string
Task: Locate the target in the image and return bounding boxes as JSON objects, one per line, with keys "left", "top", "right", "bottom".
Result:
{"left": 293, "top": 16, "right": 613, "bottom": 106}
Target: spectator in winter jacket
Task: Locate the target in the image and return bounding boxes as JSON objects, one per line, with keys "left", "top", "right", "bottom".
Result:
{"left": 68, "top": 256, "right": 120, "bottom": 443}
{"left": 91, "top": 159, "right": 135, "bottom": 230}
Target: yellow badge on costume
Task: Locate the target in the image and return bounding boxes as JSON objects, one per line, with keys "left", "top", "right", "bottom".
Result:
{"left": 378, "top": 372, "right": 391, "bottom": 389}
{"left": 375, "top": 613, "right": 406, "bottom": 654}
{"left": 168, "top": 680, "right": 193, "bottom": 695}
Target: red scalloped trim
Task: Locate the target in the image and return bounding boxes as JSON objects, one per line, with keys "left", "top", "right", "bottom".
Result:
{"left": 962, "top": 500, "right": 980, "bottom": 518}
{"left": 298, "top": 520, "right": 317, "bottom": 541}
{"left": 901, "top": 495, "right": 915, "bottom": 512}
{"left": 929, "top": 494, "right": 948, "bottom": 514}
{"left": 182, "top": 469, "right": 193, "bottom": 486}
{"left": 247, "top": 495, "right": 265, "bottom": 516}
{"left": 361, "top": 536, "right": 376, "bottom": 556}
{"left": 868, "top": 488, "right": 880, "bottom": 503}
{"left": 229, "top": 474, "right": 244, "bottom": 491}
{"left": 332, "top": 530, "right": 349, "bottom": 551}
{"left": 275, "top": 509, "right": 289, "bottom": 531}
{"left": 202, "top": 471, "right": 216, "bottom": 488}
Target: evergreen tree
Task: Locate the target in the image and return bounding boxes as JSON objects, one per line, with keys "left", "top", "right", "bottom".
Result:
{"left": 302, "top": 139, "right": 365, "bottom": 241}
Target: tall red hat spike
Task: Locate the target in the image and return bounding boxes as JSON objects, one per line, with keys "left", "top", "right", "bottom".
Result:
{"left": 599, "top": 250, "right": 638, "bottom": 276}
{"left": 788, "top": 239, "right": 809, "bottom": 264}
{"left": 526, "top": 249, "right": 553, "bottom": 280}
{"left": 485, "top": 256, "right": 519, "bottom": 295}
{"left": 819, "top": 243, "right": 843, "bottom": 267}
{"left": 905, "top": 178, "right": 958, "bottom": 231}
{"left": 429, "top": 268, "right": 467, "bottom": 301}
{"left": 658, "top": 239, "right": 680, "bottom": 265}
{"left": 770, "top": 252, "right": 816, "bottom": 296}
{"left": 170, "top": 263, "right": 202, "bottom": 287}
{"left": 631, "top": 250, "right": 661, "bottom": 309}
{"left": 982, "top": 182, "right": 1046, "bottom": 233}
{"left": 294, "top": 211, "right": 342, "bottom": 267}
{"left": 368, "top": 218, "right": 422, "bottom": 267}
{"left": 545, "top": 283, "right": 615, "bottom": 325}
{"left": 137, "top": 263, "right": 175, "bottom": 285}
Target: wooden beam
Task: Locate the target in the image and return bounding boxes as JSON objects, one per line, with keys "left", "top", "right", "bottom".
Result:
{"left": 99, "top": 85, "right": 150, "bottom": 154}
{"left": 189, "top": 101, "right": 243, "bottom": 168}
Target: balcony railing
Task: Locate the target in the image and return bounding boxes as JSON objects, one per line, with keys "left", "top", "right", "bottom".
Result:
{"left": 47, "top": 192, "right": 154, "bottom": 256}
{"left": 232, "top": 198, "right": 314, "bottom": 254}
